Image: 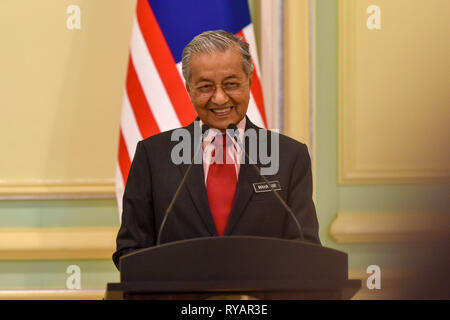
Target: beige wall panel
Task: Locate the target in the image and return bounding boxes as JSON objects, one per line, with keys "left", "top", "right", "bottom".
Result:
{"left": 259, "top": 0, "right": 282, "bottom": 130}
{"left": 284, "top": 0, "right": 311, "bottom": 148}
{"left": 338, "top": 0, "right": 450, "bottom": 183}
{"left": 0, "top": 0, "right": 137, "bottom": 195}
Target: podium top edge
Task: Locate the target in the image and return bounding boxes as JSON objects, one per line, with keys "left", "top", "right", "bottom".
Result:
{"left": 120, "top": 235, "right": 331, "bottom": 261}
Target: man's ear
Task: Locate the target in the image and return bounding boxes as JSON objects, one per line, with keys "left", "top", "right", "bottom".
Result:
{"left": 185, "top": 81, "right": 191, "bottom": 95}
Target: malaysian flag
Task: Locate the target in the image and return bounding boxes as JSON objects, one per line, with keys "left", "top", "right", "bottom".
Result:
{"left": 116, "top": 0, "right": 267, "bottom": 217}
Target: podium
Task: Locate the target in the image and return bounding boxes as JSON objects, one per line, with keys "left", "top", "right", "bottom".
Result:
{"left": 105, "top": 236, "right": 360, "bottom": 300}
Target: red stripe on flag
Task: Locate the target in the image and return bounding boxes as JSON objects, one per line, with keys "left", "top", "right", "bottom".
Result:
{"left": 136, "top": 0, "right": 196, "bottom": 126}
{"left": 249, "top": 69, "right": 267, "bottom": 127}
{"left": 126, "top": 57, "right": 160, "bottom": 138}
{"left": 118, "top": 130, "right": 132, "bottom": 185}
{"left": 236, "top": 31, "right": 268, "bottom": 128}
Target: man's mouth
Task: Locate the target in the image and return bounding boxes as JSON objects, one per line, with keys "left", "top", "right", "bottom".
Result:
{"left": 210, "top": 107, "right": 233, "bottom": 116}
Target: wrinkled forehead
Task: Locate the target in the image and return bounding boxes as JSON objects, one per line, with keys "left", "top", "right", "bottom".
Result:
{"left": 189, "top": 44, "right": 241, "bottom": 63}
{"left": 189, "top": 47, "right": 247, "bottom": 80}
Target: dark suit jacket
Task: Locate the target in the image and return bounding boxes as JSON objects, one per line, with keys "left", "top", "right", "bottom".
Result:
{"left": 113, "top": 117, "right": 320, "bottom": 269}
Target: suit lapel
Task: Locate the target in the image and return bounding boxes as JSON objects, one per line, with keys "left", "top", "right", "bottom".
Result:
{"left": 224, "top": 117, "right": 263, "bottom": 235}
{"left": 178, "top": 121, "right": 218, "bottom": 236}
{"left": 224, "top": 162, "right": 260, "bottom": 235}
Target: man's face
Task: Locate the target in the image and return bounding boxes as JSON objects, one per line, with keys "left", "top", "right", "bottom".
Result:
{"left": 186, "top": 47, "right": 251, "bottom": 131}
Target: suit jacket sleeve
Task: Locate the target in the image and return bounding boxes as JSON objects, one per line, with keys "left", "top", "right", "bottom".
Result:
{"left": 112, "top": 141, "right": 156, "bottom": 270}
{"left": 285, "top": 143, "right": 321, "bottom": 245}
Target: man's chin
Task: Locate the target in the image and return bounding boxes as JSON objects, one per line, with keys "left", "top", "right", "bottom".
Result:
{"left": 205, "top": 119, "right": 234, "bottom": 131}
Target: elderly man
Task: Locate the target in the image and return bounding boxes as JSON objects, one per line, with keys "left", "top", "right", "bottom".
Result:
{"left": 113, "top": 30, "right": 320, "bottom": 270}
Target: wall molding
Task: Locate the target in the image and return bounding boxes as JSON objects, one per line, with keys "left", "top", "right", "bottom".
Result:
{"left": 0, "top": 289, "right": 105, "bottom": 300}
{"left": 330, "top": 211, "right": 449, "bottom": 243}
{"left": 0, "top": 227, "right": 118, "bottom": 260}
{"left": 0, "top": 180, "right": 115, "bottom": 199}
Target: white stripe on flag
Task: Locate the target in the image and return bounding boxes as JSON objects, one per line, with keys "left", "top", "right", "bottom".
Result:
{"left": 121, "top": 92, "right": 143, "bottom": 160}
{"left": 130, "top": 20, "right": 181, "bottom": 132}
{"left": 176, "top": 62, "right": 184, "bottom": 84}
{"left": 243, "top": 24, "right": 262, "bottom": 79}
{"left": 247, "top": 93, "right": 265, "bottom": 128}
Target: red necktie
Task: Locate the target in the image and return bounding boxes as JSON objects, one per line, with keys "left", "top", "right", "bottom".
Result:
{"left": 206, "top": 134, "right": 237, "bottom": 236}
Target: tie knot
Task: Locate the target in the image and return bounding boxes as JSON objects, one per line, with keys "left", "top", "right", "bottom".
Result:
{"left": 212, "top": 133, "right": 233, "bottom": 147}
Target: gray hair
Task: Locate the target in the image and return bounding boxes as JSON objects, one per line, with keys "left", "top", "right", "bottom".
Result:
{"left": 181, "top": 30, "right": 254, "bottom": 82}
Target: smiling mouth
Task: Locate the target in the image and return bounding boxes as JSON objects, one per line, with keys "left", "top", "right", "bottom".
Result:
{"left": 210, "top": 107, "right": 233, "bottom": 116}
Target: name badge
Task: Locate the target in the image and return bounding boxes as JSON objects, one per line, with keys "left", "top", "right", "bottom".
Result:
{"left": 252, "top": 181, "right": 282, "bottom": 193}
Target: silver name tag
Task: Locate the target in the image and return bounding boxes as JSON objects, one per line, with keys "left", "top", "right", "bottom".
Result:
{"left": 252, "top": 181, "right": 282, "bottom": 193}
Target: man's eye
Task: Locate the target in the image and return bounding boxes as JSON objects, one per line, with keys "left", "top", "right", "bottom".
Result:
{"left": 198, "top": 85, "right": 213, "bottom": 92}
{"left": 224, "top": 82, "right": 239, "bottom": 90}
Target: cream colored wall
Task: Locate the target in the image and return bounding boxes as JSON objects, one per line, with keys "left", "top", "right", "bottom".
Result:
{"left": 338, "top": 0, "right": 450, "bottom": 184}
{"left": 283, "top": 0, "right": 312, "bottom": 149}
{"left": 0, "top": 0, "right": 137, "bottom": 196}
{"left": 283, "top": 0, "right": 316, "bottom": 201}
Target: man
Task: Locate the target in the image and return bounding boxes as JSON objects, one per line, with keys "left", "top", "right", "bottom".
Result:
{"left": 113, "top": 30, "right": 320, "bottom": 270}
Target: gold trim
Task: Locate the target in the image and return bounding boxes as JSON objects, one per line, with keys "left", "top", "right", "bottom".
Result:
{"left": 0, "top": 289, "right": 105, "bottom": 300}
{"left": 330, "top": 212, "right": 449, "bottom": 243}
{"left": 0, "top": 227, "right": 118, "bottom": 260}
{"left": 0, "top": 180, "right": 115, "bottom": 197}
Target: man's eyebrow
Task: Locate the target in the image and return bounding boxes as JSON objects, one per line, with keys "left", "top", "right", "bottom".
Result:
{"left": 223, "top": 75, "right": 240, "bottom": 80}
{"left": 194, "top": 77, "right": 213, "bottom": 84}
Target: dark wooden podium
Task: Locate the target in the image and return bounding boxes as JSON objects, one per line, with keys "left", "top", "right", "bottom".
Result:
{"left": 105, "top": 236, "right": 360, "bottom": 300}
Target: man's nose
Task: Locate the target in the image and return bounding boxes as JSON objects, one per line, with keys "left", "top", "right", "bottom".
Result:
{"left": 211, "top": 85, "right": 229, "bottom": 105}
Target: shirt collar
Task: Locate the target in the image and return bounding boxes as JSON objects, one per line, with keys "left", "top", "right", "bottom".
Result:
{"left": 199, "top": 117, "right": 246, "bottom": 145}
